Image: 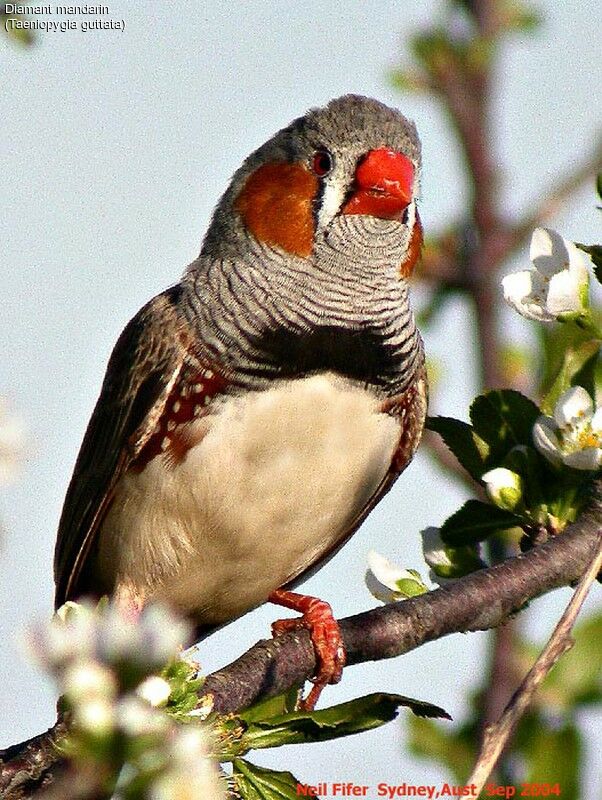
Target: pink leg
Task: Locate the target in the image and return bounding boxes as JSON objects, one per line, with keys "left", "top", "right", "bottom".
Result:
{"left": 268, "top": 588, "right": 346, "bottom": 711}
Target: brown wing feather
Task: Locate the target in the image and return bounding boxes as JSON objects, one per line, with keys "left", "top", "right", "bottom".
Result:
{"left": 54, "top": 285, "right": 194, "bottom": 608}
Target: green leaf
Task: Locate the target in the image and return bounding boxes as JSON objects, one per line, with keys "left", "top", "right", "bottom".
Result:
{"left": 430, "top": 543, "right": 486, "bottom": 579}
{"left": 540, "top": 320, "right": 593, "bottom": 392}
{"left": 523, "top": 720, "right": 581, "bottom": 796}
{"left": 237, "top": 693, "right": 450, "bottom": 752}
{"left": 597, "top": 173, "right": 602, "bottom": 202}
{"left": 541, "top": 339, "right": 600, "bottom": 415}
{"left": 537, "top": 611, "right": 602, "bottom": 708}
{"left": 412, "top": 29, "right": 453, "bottom": 64}
{"left": 160, "top": 658, "right": 205, "bottom": 719}
{"left": 232, "top": 758, "right": 307, "bottom": 800}
{"left": 395, "top": 575, "right": 428, "bottom": 598}
{"left": 426, "top": 415, "right": 487, "bottom": 480}
{"left": 408, "top": 716, "right": 475, "bottom": 784}
{"left": 470, "top": 390, "right": 541, "bottom": 465}
{"left": 512, "top": 9, "right": 542, "bottom": 32}
{"left": 440, "top": 500, "right": 522, "bottom": 546}
{"left": 239, "top": 688, "right": 299, "bottom": 724}
{"left": 388, "top": 67, "right": 429, "bottom": 94}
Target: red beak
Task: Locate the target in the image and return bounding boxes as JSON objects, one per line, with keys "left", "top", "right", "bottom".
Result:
{"left": 342, "top": 148, "right": 414, "bottom": 220}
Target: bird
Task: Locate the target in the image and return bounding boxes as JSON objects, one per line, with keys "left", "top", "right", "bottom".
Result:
{"left": 53, "top": 94, "right": 427, "bottom": 710}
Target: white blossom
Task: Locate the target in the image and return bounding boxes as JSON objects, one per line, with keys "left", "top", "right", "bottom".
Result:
{"left": 420, "top": 527, "right": 457, "bottom": 586}
{"left": 29, "top": 600, "right": 191, "bottom": 676}
{"left": 421, "top": 528, "right": 453, "bottom": 571}
{"left": 365, "top": 549, "right": 427, "bottom": 602}
{"left": 27, "top": 601, "right": 97, "bottom": 669}
{"left": 116, "top": 696, "right": 170, "bottom": 737}
{"left": 533, "top": 386, "right": 602, "bottom": 471}
{"left": 136, "top": 676, "right": 172, "bottom": 708}
{"left": 73, "top": 696, "right": 115, "bottom": 736}
{"left": 150, "top": 726, "right": 225, "bottom": 800}
{"left": 25, "top": 598, "right": 223, "bottom": 798}
{"left": 481, "top": 467, "right": 523, "bottom": 511}
{"left": 97, "top": 603, "right": 191, "bottom": 671}
{"left": 502, "top": 228, "right": 590, "bottom": 323}
{"left": 63, "top": 660, "right": 117, "bottom": 703}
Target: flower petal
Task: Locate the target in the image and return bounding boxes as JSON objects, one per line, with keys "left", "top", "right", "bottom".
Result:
{"left": 532, "top": 416, "right": 562, "bottom": 465}
{"left": 566, "top": 239, "right": 591, "bottom": 281}
{"left": 136, "top": 675, "right": 171, "bottom": 708}
{"left": 63, "top": 660, "right": 116, "bottom": 703}
{"left": 366, "top": 550, "right": 408, "bottom": 591}
{"left": 421, "top": 527, "right": 453, "bottom": 569}
{"left": 530, "top": 227, "right": 571, "bottom": 277}
{"left": 563, "top": 447, "right": 602, "bottom": 471}
{"left": 553, "top": 386, "right": 593, "bottom": 428}
{"left": 546, "top": 268, "right": 586, "bottom": 317}
{"left": 365, "top": 550, "right": 426, "bottom": 601}
{"left": 364, "top": 569, "right": 402, "bottom": 604}
{"left": 74, "top": 697, "right": 115, "bottom": 736}
{"left": 590, "top": 407, "right": 602, "bottom": 433}
{"left": 502, "top": 270, "right": 555, "bottom": 322}
{"left": 481, "top": 467, "right": 520, "bottom": 490}
{"left": 502, "top": 270, "right": 534, "bottom": 304}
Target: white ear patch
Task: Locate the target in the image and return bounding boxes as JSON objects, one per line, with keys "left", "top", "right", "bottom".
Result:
{"left": 316, "top": 173, "right": 348, "bottom": 230}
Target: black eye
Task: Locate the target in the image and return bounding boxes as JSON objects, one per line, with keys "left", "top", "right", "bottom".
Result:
{"left": 312, "top": 149, "right": 333, "bottom": 177}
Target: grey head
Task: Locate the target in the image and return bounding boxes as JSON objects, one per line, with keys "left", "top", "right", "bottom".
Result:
{"left": 182, "top": 96, "right": 424, "bottom": 395}
{"left": 196, "top": 94, "right": 422, "bottom": 267}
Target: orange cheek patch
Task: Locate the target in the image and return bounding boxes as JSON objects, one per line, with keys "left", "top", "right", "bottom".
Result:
{"left": 399, "top": 212, "right": 423, "bottom": 278}
{"left": 235, "top": 162, "right": 317, "bottom": 258}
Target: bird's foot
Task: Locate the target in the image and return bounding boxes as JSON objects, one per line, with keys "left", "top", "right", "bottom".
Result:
{"left": 268, "top": 588, "right": 346, "bottom": 711}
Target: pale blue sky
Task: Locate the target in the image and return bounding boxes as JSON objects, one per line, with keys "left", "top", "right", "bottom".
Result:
{"left": 1, "top": 0, "right": 601, "bottom": 790}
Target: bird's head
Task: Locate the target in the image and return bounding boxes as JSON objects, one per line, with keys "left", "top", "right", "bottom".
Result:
{"left": 203, "top": 95, "right": 422, "bottom": 277}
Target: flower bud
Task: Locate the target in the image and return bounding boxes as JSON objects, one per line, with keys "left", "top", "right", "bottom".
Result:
{"left": 73, "top": 697, "right": 115, "bottom": 737}
{"left": 63, "top": 660, "right": 117, "bottom": 704}
{"left": 365, "top": 550, "right": 427, "bottom": 602}
{"left": 481, "top": 467, "right": 523, "bottom": 511}
{"left": 136, "top": 676, "right": 172, "bottom": 708}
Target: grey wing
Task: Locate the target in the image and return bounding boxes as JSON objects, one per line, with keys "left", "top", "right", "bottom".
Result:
{"left": 53, "top": 285, "right": 192, "bottom": 608}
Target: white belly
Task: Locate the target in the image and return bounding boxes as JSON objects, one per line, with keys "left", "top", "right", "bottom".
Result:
{"left": 98, "top": 372, "right": 400, "bottom": 624}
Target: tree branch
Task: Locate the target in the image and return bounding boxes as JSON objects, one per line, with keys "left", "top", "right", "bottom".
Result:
{"left": 202, "top": 484, "right": 601, "bottom": 713}
{"left": 468, "top": 529, "right": 602, "bottom": 791}
{"left": 1, "top": 483, "right": 600, "bottom": 798}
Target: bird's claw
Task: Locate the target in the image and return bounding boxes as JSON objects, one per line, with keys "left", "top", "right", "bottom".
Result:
{"left": 269, "top": 590, "right": 346, "bottom": 711}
